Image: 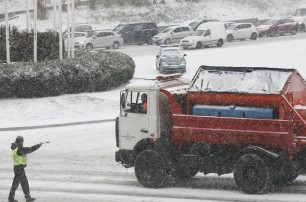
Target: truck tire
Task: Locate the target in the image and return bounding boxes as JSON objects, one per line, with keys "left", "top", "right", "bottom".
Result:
{"left": 234, "top": 154, "right": 272, "bottom": 194}
{"left": 135, "top": 150, "right": 167, "bottom": 188}
{"left": 273, "top": 163, "right": 300, "bottom": 185}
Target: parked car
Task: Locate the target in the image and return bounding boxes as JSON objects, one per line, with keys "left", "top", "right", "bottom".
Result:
{"left": 291, "top": 8, "right": 306, "bottom": 31}
{"left": 63, "top": 32, "right": 88, "bottom": 49}
{"left": 77, "top": 30, "right": 123, "bottom": 51}
{"left": 153, "top": 25, "right": 194, "bottom": 45}
{"left": 62, "top": 23, "right": 93, "bottom": 37}
{"left": 180, "top": 22, "right": 226, "bottom": 49}
{"left": 155, "top": 45, "right": 186, "bottom": 74}
{"left": 113, "top": 22, "right": 158, "bottom": 45}
{"left": 180, "top": 18, "right": 219, "bottom": 31}
{"left": 257, "top": 18, "right": 298, "bottom": 37}
{"left": 225, "top": 23, "right": 258, "bottom": 42}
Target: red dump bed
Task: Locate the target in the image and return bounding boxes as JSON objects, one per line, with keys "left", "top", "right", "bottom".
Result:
{"left": 167, "top": 66, "right": 306, "bottom": 154}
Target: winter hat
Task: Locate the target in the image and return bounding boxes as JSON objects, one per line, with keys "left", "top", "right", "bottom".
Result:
{"left": 15, "top": 136, "right": 24, "bottom": 143}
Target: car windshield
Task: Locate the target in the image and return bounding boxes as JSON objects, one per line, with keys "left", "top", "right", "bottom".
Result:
{"left": 264, "top": 19, "right": 278, "bottom": 25}
{"left": 86, "top": 31, "right": 97, "bottom": 38}
{"left": 192, "top": 30, "right": 205, "bottom": 36}
{"left": 161, "top": 49, "right": 181, "bottom": 57}
{"left": 113, "top": 24, "right": 125, "bottom": 32}
{"left": 294, "top": 8, "right": 306, "bottom": 16}
{"left": 226, "top": 24, "right": 236, "bottom": 30}
{"left": 162, "top": 27, "right": 173, "bottom": 33}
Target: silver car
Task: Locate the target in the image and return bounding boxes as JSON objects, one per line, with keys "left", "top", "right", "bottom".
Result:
{"left": 153, "top": 25, "right": 194, "bottom": 45}
{"left": 77, "top": 30, "right": 123, "bottom": 51}
{"left": 156, "top": 46, "right": 187, "bottom": 74}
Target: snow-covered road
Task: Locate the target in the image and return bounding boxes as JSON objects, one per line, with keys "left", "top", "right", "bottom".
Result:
{"left": 1, "top": 31, "right": 306, "bottom": 202}
{"left": 1, "top": 123, "right": 306, "bottom": 202}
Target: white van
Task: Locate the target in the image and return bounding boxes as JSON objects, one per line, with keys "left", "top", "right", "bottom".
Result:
{"left": 180, "top": 22, "right": 226, "bottom": 49}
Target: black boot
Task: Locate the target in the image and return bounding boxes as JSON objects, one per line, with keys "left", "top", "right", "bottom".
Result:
{"left": 26, "top": 197, "right": 36, "bottom": 202}
{"left": 8, "top": 198, "right": 18, "bottom": 202}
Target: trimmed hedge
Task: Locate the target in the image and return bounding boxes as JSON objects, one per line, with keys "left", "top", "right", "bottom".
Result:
{"left": 0, "top": 26, "right": 62, "bottom": 63}
{"left": 0, "top": 50, "right": 135, "bottom": 98}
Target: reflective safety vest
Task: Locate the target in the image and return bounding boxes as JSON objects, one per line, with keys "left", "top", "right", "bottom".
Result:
{"left": 12, "top": 147, "right": 27, "bottom": 166}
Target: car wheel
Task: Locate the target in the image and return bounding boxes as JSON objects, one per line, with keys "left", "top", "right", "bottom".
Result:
{"left": 112, "top": 42, "right": 120, "bottom": 49}
{"left": 195, "top": 41, "right": 202, "bottom": 49}
{"left": 269, "top": 30, "right": 276, "bottom": 37}
{"left": 291, "top": 28, "right": 298, "bottom": 35}
{"left": 86, "top": 44, "right": 93, "bottom": 51}
{"left": 217, "top": 39, "right": 223, "bottom": 47}
{"left": 164, "top": 38, "right": 171, "bottom": 45}
{"left": 250, "top": 32, "right": 257, "bottom": 40}
{"left": 226, "top": 34, "right": 233, "bottom": 42}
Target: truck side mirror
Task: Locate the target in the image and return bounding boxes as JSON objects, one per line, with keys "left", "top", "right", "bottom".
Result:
{"left": 156, "top": 55, "right": 159, "bottom": 58}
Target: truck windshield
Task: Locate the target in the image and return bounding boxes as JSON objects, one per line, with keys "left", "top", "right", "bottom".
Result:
{"left": 294, "top": 8, "right": 306, "bottom": 16}
{"left": 192, "top": 30, "right": 205, "bottom": 36}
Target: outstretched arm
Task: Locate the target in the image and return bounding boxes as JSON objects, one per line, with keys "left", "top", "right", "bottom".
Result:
{"left": 17, "top": 142, "right": 43, "bottom": 155}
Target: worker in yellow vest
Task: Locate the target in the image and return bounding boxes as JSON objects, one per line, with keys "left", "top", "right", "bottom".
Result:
{"left": 8, "top": 136, "right": 43, "bottom": 202}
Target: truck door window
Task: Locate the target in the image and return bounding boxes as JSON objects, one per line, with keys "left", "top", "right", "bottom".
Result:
{"left": 125, "top": 91, "right": 148, "bottom": 114}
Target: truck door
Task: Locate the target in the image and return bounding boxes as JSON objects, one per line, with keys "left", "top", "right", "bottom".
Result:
{"left": 119, "top": 90, "right": 150, "bottom": 150}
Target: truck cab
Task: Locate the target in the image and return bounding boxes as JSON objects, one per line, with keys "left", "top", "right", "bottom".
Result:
{"left": 115, "top": 74, "right": 190, "bottom": 167}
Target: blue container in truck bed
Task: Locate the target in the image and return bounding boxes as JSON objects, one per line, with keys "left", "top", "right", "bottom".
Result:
{"left": 192, "top": 105, "right": 274, "bottom": 119}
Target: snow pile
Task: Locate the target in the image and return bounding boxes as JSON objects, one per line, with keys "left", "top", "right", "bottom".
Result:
{"left": 190, "top": 67, "right": 293, "bottom": 94}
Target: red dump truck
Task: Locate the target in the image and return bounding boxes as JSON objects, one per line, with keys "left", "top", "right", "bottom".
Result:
{"left": 115, "top": 65, "right": 306, "bottom": 194}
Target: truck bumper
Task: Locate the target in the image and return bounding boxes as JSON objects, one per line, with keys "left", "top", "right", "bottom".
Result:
{"left": 115, "top": 149, "right": 135, "bottom": 168}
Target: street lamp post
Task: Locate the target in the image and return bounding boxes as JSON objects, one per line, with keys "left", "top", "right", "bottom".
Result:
{"left": 5, "top": 0, "right": 11, "bottom": 64}
{"left": 33, "top": 0, "right": 38, "bottom": 62}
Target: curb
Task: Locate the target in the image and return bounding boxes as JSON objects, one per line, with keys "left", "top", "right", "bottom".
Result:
{"left": 0, "top": 119, "right": 116, "bottom": 132}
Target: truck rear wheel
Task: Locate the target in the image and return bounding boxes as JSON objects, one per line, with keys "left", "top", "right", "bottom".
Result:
{"left": 135, "top": 150, "right": 167, "bottom": 188}
{"left": 234, "top": 154, "right": 272, "bottom": 194}
{"left": 273, "top": 162, "right": 300, "bottom": 185}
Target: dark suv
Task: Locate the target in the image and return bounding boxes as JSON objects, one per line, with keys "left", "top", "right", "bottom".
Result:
{"left": 113, "top": 22, "right": 158, "bottom": 45}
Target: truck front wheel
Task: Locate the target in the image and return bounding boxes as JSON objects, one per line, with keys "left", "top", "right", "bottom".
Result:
{"left": 135, "top": 150, "right": 167, "bottom": 188}
{"left": 234, "top": 154, "right": 272, "bottom": 194}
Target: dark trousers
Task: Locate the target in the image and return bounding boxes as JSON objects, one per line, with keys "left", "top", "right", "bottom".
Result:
{"left": 8, "top": 165, "right": 30, "bottom": 199}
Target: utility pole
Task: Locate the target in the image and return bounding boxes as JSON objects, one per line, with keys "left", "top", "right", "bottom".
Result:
{"left": 71, "top": 0, "right": 75, "bottom": 58}
{"left": 67, "top": 0, "right": 71, "bottom": 59}
{"left": 34, "top": 0, "right": 38, "bottom": 62}
{"left": 26, "top": 0, "right": 30, "bottom": 31}
{"left": 53, "top": 0, "right": 57, "bottom": 30}
{"left": 5, "top": 0, "right": 11, "bottom": 64}
{"left": 59, "top": 0, "right": 63, "bottom": 59}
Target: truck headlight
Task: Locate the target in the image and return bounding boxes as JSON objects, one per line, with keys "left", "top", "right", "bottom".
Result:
{"left": 79, "top": 41, "right": 84, "bottom": 44}
{"left": 180, "top": 59, "right": 186, "bottom": 65}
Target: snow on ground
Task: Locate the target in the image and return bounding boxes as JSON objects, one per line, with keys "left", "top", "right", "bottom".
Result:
{"left": 1, "top": 34, "right": 306, "bottom": 128}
